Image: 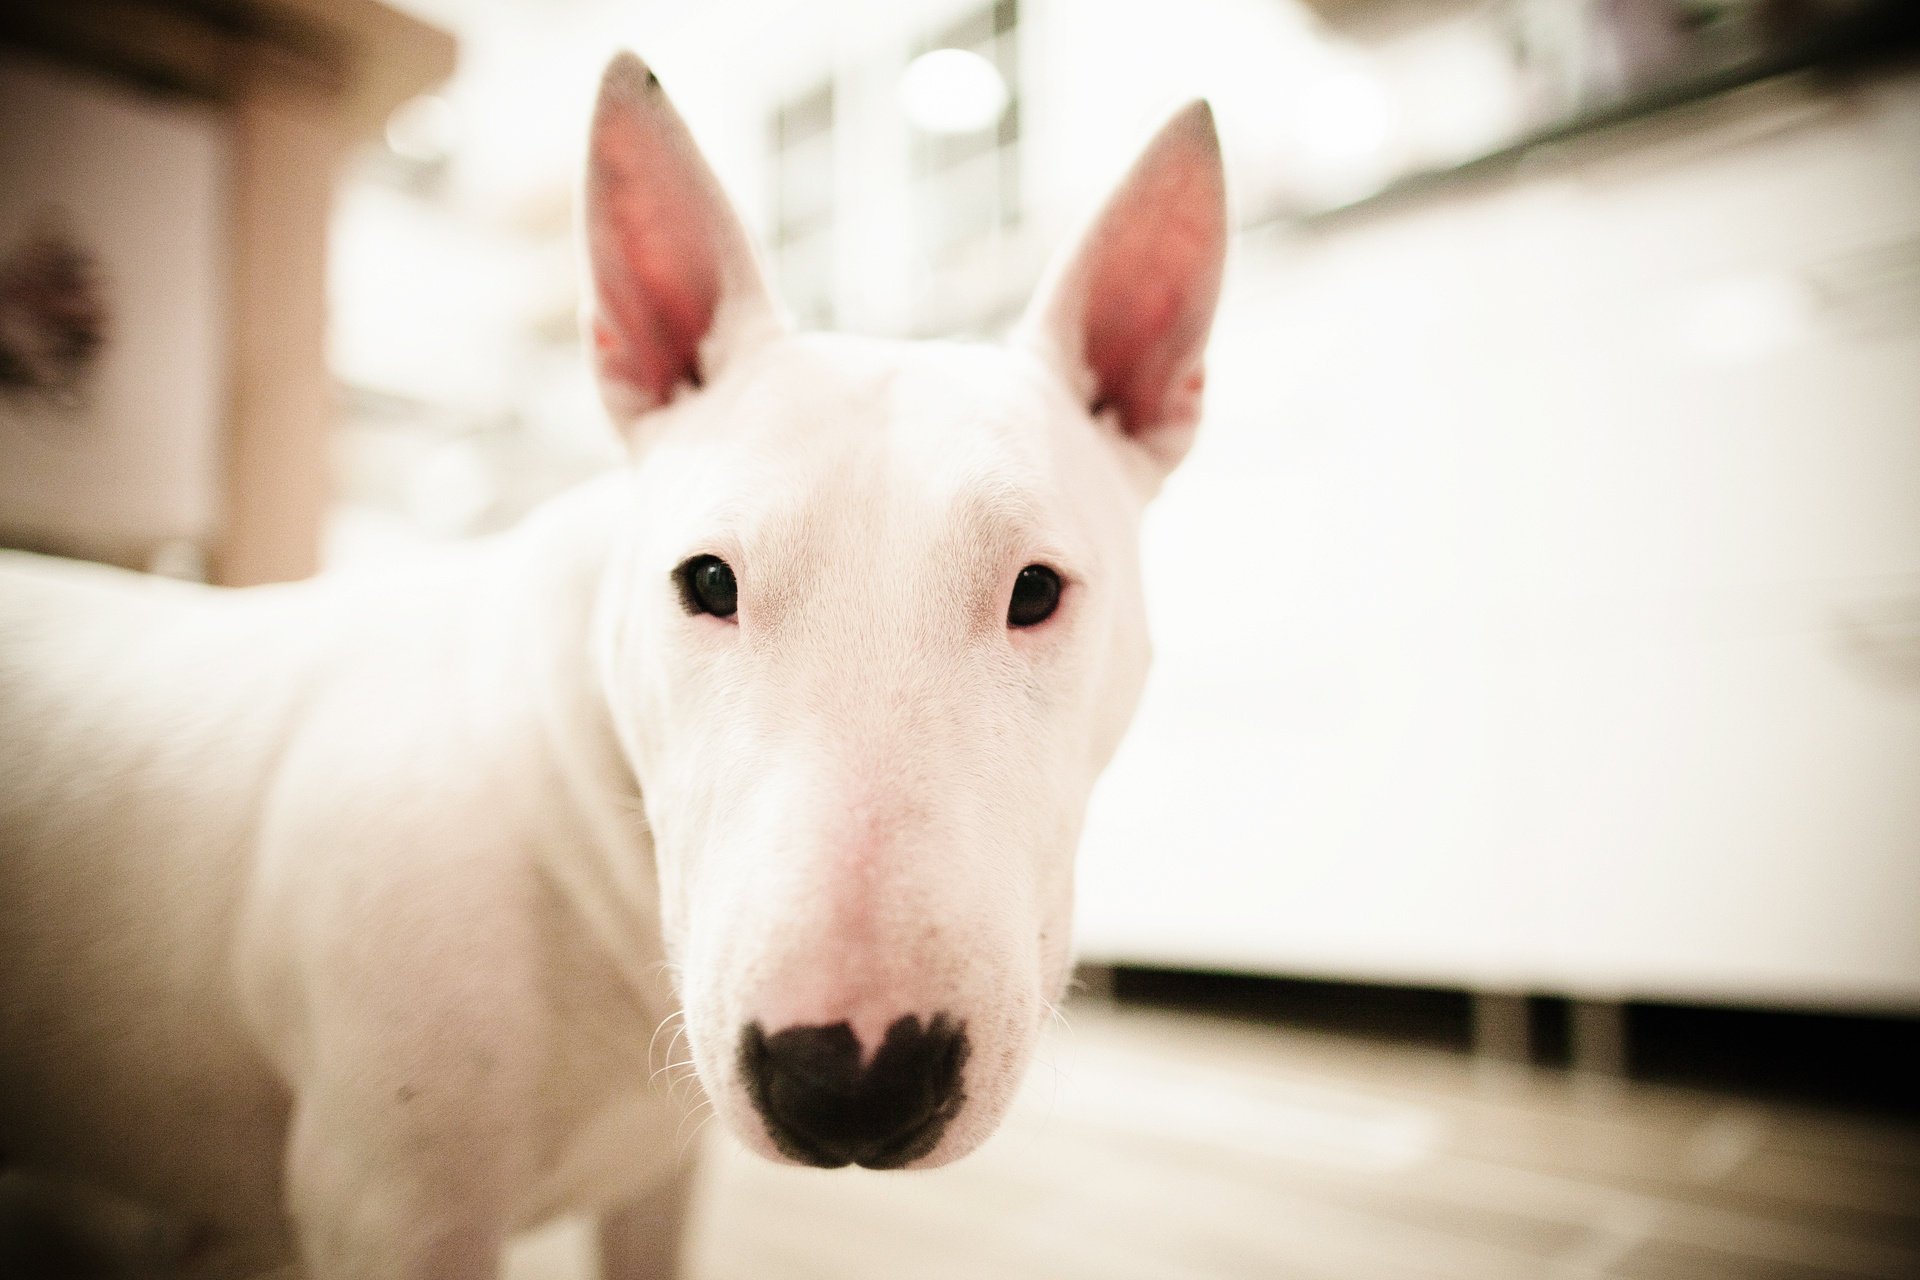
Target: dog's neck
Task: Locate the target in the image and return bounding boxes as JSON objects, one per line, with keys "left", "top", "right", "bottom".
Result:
{"left": 491, "top": 475, "right": 671, "bottom": 1001}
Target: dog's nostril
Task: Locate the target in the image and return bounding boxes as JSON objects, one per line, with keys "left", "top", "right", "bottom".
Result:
{"left": 738, "top": 1013, "right": 969, "bottom": 1170}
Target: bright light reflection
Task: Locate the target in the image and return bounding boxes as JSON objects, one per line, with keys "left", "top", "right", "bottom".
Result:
{"left": 900, "top": 48, "right": 1009, "bottom": 135}
{"left": 1298, "top": 57, "right": 1395, "bottom": 165}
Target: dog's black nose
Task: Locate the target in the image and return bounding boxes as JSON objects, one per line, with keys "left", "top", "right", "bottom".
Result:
{"left": 738, "top": 1013, "right": 969, "bottom": 1169}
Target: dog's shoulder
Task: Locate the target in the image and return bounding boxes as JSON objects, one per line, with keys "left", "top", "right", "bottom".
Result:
{"left": 0, "top": 547, "right": 201, "bottom": 629}
{"left": 0, "top": 551, "right": 209, "bottom": 737}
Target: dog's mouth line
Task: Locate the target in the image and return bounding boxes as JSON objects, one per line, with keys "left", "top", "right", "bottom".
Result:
{"left": 768, "top": 1096, "right": 958, "bottom": 1170}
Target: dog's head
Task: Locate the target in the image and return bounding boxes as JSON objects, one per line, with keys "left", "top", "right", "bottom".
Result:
{"left": 583, "top": 54, "right": 1224, "bottom": 1169}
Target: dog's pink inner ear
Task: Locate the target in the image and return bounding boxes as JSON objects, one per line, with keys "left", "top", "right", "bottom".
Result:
{"left": 586, "top": 56, "right": 761, "bottom": 415}
{"left": 1038, "top": 103, "right": 1227, "bottom": 471}
{"left": 588, "top": 145, "right": 718, "bottom": 403}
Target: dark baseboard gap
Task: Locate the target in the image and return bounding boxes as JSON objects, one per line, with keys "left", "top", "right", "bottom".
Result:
{"left": 1628, "top": 1001, "right": 1918, "bottom": 1119}
{"left": 1104, "top": 967, "right": 1476, "bottom": 1054}
{"left": 1099, "top": 965, "right": 1920, "bottom": 1119}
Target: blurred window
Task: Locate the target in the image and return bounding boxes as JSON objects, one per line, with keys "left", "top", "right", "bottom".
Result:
{"left": 771, "top": 81, "right": 837, "bottom": 328}
{"left": 910, "top": 0, "right": 1021, "bottom": 320}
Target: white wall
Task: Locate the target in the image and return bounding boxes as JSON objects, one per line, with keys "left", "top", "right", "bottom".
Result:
{"left": 1076, "top": 71, "right": 1920, "bottom": 1011}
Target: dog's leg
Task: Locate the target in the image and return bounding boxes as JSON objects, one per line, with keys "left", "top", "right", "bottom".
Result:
{"left": 240, "top": 733, "right": 561, "bottom": 1279}
{"left": 283, "top": 1088, "right": 516, "bottom": 1280}
{"left": 595, "top": 1155, "right": 695, "bottom": 1280}
{"left": 0, "top": 1167, "right": 191, "bottom": 1276}
{"left": 268, "top": 912, "right": 541, "bottom": 1279}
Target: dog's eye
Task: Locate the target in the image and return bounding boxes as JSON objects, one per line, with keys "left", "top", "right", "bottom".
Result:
{"left": 676, "top": 555, "right": 738, "bottom": 618}
{"left": 1007, "top": 565, "right": 1062, "bottom": 628}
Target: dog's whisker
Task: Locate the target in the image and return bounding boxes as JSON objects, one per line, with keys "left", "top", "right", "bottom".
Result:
{"left": 650, "top": 1050, "right": 698, "bottom": 1092}
{"left": 646, "top": 1009, "right": 686, "bottom": 1073}
{"left": 661, "top": 1057, "right": 705, "bottom": 1104}
{"left": 648, "top": 1044, "right": 698, "bottom": 1095}
{"left": 674, "top": 1099, "right": 717, "bottom": 1159}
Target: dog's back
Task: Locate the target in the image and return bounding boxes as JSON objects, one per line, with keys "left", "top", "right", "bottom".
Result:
{"left": 0, "top": 554, "right": 311, "bottom": 1262}
{"left": 0, "top": 488, "right": 655, "bottom": 1271}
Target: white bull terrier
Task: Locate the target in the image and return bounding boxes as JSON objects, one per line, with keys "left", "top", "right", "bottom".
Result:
{"left": 0, "top": 53, "right": 1226, "bottom": 1279}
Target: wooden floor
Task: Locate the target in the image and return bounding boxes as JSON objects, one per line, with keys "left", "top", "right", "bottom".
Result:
{"left": 507, "top": 1002, "right": 1920, "bottom": 1280}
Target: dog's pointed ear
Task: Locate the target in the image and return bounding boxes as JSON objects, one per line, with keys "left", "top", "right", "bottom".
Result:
{"left": 1017, "top": 101, "right": 1227, "bottom": 481}
{"left": 584, "top": 53, "right": 786, "bottom": 433}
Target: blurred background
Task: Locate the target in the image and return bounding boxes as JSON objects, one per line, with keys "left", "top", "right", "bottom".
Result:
{"left": 3, "top": 1, "right": 1918, "bottom": 1276}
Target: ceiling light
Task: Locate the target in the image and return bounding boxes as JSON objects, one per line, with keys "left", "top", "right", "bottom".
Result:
{"left": 900, "top": 49, "right": 1009, "bottom": 135}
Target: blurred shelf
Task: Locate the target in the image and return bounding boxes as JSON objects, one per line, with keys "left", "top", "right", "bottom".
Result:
{"left": 1265, "top": 1, "right": 1920, "bottom": 233}
{"left": 0, "top": 0, "right": 455, "bottom": 144}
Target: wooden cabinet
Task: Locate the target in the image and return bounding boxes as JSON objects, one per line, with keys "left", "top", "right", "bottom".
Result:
{"left": 0, "top": 0, "right": 453, "bottom": 583}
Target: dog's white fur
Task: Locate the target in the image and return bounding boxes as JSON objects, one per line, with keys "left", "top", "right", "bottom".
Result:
{"left": 0, "top": 54, "right": 1226, "bottom": 1279}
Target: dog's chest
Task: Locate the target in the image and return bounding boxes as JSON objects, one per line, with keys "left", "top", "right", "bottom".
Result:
{"left": 520, "top": 1082, "right": 689, "bottom": 1225}
{"left": 516, "top": 882, "right": 693, "bottom": 1225}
